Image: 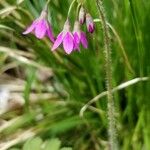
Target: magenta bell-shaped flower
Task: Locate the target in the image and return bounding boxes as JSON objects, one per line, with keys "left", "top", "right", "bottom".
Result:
{"left": 79, "top": 6, "right": 86, "bottom": 25}
{"left": 52, "top": 19, "right": 74, "bottom": 54}
{"left": 73, "top": 21, "right": 88, "bottom": 50}
{"left": 86, "top": 13, "right": 95, "bottom": 33}
{"left": 23, "top": 10, "right": 55, "bottom": 42}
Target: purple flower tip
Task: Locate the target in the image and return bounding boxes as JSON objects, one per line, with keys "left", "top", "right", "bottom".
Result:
{"left": 86, "top": 13, "right": 95, "bottom": 33}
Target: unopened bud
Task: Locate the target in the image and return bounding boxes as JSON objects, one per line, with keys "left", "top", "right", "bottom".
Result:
{"left": 86, "top": 13, "right": 95, "bottom": 33}
{"left": 79, "top": 6, "right": 86, "bottom": 24}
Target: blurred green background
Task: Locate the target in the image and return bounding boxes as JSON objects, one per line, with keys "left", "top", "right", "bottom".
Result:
{"left": 0, "top": 0, "right": 149, "bottom": 149}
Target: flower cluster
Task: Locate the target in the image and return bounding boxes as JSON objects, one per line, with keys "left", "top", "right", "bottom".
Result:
{"left": 23, "top": 5, "right": 95, "bottom": 55}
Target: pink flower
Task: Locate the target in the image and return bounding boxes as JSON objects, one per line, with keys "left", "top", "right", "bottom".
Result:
{"left": 52, "top": 19, "right": 74, "bottom": 54}
{"left": 23, "top": 10, "right": 55, "bottom": 42}
{"left": 79, "top": 6, "right": 86, "bottom": 25}
{"left": 73, "top": 21, "right": 88, "bottom": 50}
{"left": 86, "top": 13, "right": 95, "bottom": 33}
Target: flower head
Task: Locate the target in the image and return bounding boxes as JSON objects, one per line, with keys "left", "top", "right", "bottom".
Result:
{"left": 86, "top": 13, "right": 95, "bottom": 33}
{"left": 52, "top": 19, "right": 74, "bottom": 54}
{"left": 73, "top": 21, "right": 88, "bottom": 50}
{"left": 79, "top": 6, "right": 86, "bottom": 25}
{"left": 23, "top": 10, "right": 55, "bottom": 42}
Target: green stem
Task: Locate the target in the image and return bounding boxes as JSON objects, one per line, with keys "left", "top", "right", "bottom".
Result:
{"left": 43, "top": 0, "right": 51, "bottom": 11}
{"left": 94, "top": 19, "right": 135, "bottom": 74}
{"left": 76, "top": 3, "right": 81, "bottom": 19}
{"left": 46, "top": 0, "right": 51, "bottom": 5}
{"left": 128, "top": 0, "right": 144, "bottom": 76}
{"left": 96, "top": 0, "right": 118, "bottom": 149}
{"left": 67, "top": 0, "right": 77, "bottom": 18}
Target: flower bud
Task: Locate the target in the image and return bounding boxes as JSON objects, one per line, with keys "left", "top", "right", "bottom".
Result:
{"left": 86, "top": 13, "right": 95, "bottom": 33}
{"left": 79, "top": 6, "right": 85, "bottom": 24}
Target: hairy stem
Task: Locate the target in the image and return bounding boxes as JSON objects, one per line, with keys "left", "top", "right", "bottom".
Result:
{"left": 96, "top": 0, "right": 118, "bottom": 149}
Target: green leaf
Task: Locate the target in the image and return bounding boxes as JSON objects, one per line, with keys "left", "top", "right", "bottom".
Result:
{"left": 43, "top": 138, "right": 61, "bottom": 150}
{"left": 23, "top": 67, "right": 36, "bottom": 111}
{"left": 50, "top": 116, "right": 83, "bottom": 134}
{"left": 60, "top": 147, "right": 72, "bottom": 150}
{"left": 0, "top": 6, "right": 16, "bottom": 16}
{"left": 23, "top": 137, "right": 43, "bottom": 150}
{"left": 0, "top": 24, "right": 14, "bottom": 31}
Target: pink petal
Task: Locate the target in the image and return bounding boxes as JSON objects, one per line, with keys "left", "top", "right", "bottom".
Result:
{"left": 35, "top": 19, "right": 47, "bottom": 39}
{"left": 47, "top": 24, "right": 55, "bottom": 43}
{"left": 73, "top": 32, "right": 80, "bottom": 50}
{"left": 52, "top": 32, "right": 63, "bottom": 51}
{"left": 80, "top": 32, "right": 88, "bottom": 48}
{"left": 74, "top": 32, "right": 80, "bottom": 44}
{"left": 63, "top": 32, "right": 74, "bottom": 54}
{"left": 23, "top": 20, "right": 37, "bottom": 35}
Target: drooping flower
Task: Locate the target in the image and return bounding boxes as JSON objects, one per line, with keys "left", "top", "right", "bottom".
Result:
{"left": 52, "top": 19, "right": 74, "bottom": 54}
{"left": 23, "top": 10, "right": 55, "bottom": 42}
{"left": 73, "top": 21, "right": 88, "bottom": 50}
{"left": 86, "top": 13, "right": 95, "bottom": 33}
{"left": 79, "top": 6, "right": 86, "bottom": 25}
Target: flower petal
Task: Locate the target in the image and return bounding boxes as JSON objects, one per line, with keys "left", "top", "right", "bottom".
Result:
{"left": 47, "top": 23, "right": 55, "bottom": 43}
{"left": 74, "top": 32, "right": 80, "bottom": 44}
{"left": 80, "top": 32, "right": 88, "bottom": 48}
{"left": 63, "top": 32, "right": 74, "bottom": 54}
{"left": 52, "top": 32, "right": 63, "bottom": 51}
{"left": 35, "top": 19, "right": 47, "bottom": 39}
{"left": 73, "top": 32, "right": 80, "bottom": 50}
{"left": 23, "top": 20, "right": 37, "bottom": 35}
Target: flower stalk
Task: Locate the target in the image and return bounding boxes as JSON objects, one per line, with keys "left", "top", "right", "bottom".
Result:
{"left": 95, "top": 0, "right": 118, "bottom": 149}
{"left": 46, "top": 0, "right": 51, "bottom": 5}
{"left": 67, "top": 0, "right": 77, "bottom": 18}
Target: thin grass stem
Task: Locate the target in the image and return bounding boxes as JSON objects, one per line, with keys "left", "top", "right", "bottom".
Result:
{"left": 95, "top": 0, "right": 118, "bottom": 149}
